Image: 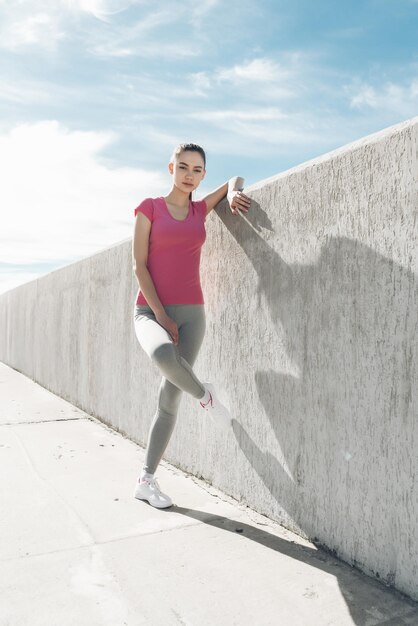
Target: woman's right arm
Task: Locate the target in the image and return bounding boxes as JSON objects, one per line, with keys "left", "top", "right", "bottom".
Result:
{"left": 132, "top": 212, "right": 165, "bottom": 315}
{"left": 132, "top": 213, "right": 179, "bottom": 344}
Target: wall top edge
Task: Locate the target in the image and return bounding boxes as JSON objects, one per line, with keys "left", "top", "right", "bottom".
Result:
{"left": 247, "top": 115, "right": 418, "bottom": 192}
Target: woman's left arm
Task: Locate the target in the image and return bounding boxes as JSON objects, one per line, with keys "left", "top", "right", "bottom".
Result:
{"left": 202, "top": 176, "right": 251, "bottom": 218}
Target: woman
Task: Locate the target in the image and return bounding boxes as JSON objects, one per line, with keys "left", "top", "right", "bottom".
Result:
{"left": 132, "top": 142, "right": 251, "bottom": 508}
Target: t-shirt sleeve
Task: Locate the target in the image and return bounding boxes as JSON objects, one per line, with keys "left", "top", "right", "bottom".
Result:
{"left": 196, "top": 199, "right": 207, "bottom": 221}
{"left": 134, "top": 197, "right": 154, "bottom": 222}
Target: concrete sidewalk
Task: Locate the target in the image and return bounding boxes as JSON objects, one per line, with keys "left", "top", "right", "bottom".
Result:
{"left": 1, "top": 362, "right": 417, "bottom": 626}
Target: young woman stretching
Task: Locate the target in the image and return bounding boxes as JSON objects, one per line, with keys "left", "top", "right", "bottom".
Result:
{"left": 132, "top": 142, "right": 251, "bottom": 508}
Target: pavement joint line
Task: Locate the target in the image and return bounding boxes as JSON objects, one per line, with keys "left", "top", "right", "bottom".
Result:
{"left": 0, "top": 417, "right": 88, "bottom": 426}
{"left": 0, "top": 516, "right": 229, "bottom": 563}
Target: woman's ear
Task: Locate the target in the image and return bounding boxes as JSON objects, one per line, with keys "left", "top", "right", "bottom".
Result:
{"left": 168, "top": 162, "right": 174, "bottom": 175}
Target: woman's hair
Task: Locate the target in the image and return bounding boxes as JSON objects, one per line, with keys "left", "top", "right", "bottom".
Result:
{"left": 170, "top": 143, "right": 206, "bottom": 200}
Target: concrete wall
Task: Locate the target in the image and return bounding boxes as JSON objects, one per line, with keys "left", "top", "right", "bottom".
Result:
{"left": 1, "top": 116, "right": 417, "bottom": 601}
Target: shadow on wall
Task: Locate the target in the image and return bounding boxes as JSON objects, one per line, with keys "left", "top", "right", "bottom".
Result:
{"left": 218, "top": 197, "right": 417, "bottom": 614}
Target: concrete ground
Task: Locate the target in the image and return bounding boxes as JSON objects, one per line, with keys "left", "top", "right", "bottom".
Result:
{"left": 1, "top": 362, "right": 418, "bottom": 626}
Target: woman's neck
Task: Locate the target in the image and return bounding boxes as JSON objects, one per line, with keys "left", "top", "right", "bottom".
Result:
{"left": 164, "top": 187, "right": 190, "bottom": 208}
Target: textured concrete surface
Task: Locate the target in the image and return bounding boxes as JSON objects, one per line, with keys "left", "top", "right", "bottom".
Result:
{"left": 1, "top": 361, "right": 418, "bottom": 626}
{"left": 0, "top": 116, "right": 417, "bottom": 601}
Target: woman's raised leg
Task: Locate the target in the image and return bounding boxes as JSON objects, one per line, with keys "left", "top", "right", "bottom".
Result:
{"left": 134, "top": 304, "right": 206, "bottom": 475}
{"left": 134, "top": 305, "right": 206, "bottom": 399}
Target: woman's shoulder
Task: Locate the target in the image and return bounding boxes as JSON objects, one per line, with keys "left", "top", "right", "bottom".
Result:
{"left": 192, "top": 198, "right": 207, "bottom": 219}
{"left": 134, "top": 197, "right": 159, "bottom": 219}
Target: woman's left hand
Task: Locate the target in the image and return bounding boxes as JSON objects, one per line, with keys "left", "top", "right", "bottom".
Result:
{"left": 227, "top": 190, "right": 251, "bottom": 216}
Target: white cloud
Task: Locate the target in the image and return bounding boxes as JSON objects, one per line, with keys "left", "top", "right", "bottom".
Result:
{"left": 65, "top": 0, "right": 138, "bottom": 21}
{"left": 0, "top": 9, "right": 65, "bottom": 50}
{"left": 0, "top": 0, "right": 149, "bottom": 51}
{"left": 85, "top": 7, "right": 202, "bottom": 58}
{"left": 185, "top": 105, "right": 340, "bottom": 155}
{"left": 188, "top": 0, "right": 220, "bottom": 27}
{"left": 0, "top": 79, "right": 52, "bottom": 104}
{"left": 350, "top": 85, "right": 378, "bottom": 108}
{"left": 66, "top": 0, "right": 217, "bottom": 24}
{"left": 0, "top": 1, "right": 82, "bottom": 51}
{"left": 0, "top": 121, "right": 166, "bottom": 292}
{"left": 188, "top": 72, "right": 213, "bottom": 97}
{"left": 189, "top": 108, "right": 288, "bottom": 122}
{"left": 90, "top": 38, "right": 200, "bottom": 59}
{"left": 216, "top": 58, "right": 290, "bottom": 83}
{"left": 188, "top": 54, "right": 308, "bottom": 100}
{"left": 347, "top": 78, "right": 418, "bottom": 114}
{"left": 190, "top": 58, "right": 292, "bottom": 93}
{"left": 0, "top": 0, "right": 221, "bottom": 56}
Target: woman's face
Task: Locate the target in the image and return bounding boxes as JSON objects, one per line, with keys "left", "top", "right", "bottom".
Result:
{"left": 169, "top": 150, "right": 206, "bottom": 193}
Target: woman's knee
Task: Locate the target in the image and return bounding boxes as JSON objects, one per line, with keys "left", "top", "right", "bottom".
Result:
{"left": 151, "top": 342, "right": 178, "bottom": 369}
{"left": 158, "top": 380, "right": 182, "bottom": 414}
{"left": 154, "top": 405, "right": 177, "bottom": 421}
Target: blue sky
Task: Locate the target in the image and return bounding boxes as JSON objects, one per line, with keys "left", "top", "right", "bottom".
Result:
{"left": 1, "top": 0, "right": 417, "bottom": 295}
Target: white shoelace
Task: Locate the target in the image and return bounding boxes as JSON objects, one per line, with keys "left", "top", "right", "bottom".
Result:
{"left": 142, "top": 477, "right": 161, "bottom": 493}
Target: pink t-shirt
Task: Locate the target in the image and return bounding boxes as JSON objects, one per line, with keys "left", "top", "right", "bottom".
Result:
{"left": 134, "top": 196, "right": 207, "bottom": 305}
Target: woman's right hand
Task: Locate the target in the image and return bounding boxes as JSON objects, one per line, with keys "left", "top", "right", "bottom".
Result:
{"left": 155, "top": 311, "right": 179, "bottom": 345}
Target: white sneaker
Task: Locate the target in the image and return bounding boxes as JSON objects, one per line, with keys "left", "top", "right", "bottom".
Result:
{"left": 199, "top": 382, "right": 232, "bottom": 430}
{"left": 134, "top": 475, "right": 173, "bottom": 508}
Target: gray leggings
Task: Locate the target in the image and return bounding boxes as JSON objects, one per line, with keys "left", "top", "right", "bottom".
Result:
{"left": 133, "top": 303, "right": 206, "bottom": 474}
